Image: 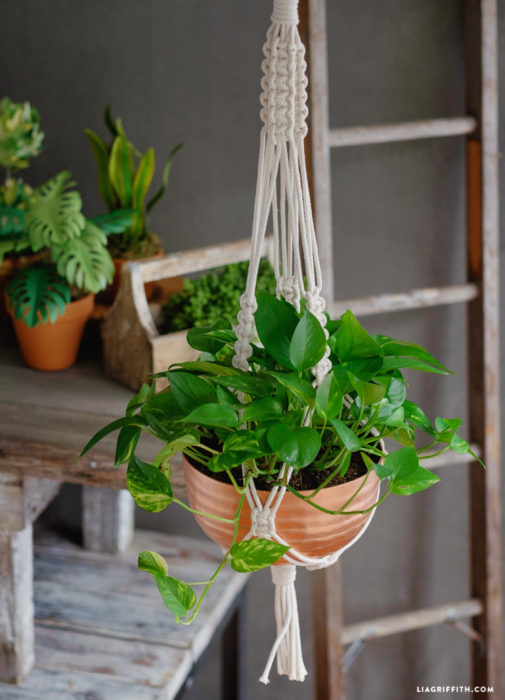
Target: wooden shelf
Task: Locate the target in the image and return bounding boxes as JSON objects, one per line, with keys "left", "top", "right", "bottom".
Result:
{"left": 0, "top": 526, "right": 247, "bottom": 699}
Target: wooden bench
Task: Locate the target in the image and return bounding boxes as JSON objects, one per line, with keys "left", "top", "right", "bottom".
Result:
{"left": 0, "top": 344, "right": 247, "bottom": 698}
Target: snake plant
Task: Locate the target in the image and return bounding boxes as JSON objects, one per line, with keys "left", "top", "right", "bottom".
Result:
{"left": 84, "top": 106, "right": 182, "bottom": 257}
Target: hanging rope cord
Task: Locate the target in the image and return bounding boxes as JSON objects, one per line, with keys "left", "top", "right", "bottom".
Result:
{"left": 231, "top": 0, "right": 379, "bottom": 683}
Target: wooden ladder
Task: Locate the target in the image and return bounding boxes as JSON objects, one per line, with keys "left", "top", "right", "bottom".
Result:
{"left": 301, "top": 0, "right": 504, "bottom": 697}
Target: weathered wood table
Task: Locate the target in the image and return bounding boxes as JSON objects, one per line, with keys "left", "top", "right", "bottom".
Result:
{"left": 0, "top": 344, "right": 247, "bottom": 699}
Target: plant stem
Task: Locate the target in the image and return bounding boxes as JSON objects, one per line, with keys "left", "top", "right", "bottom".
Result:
{"left": 180, "top": 491, "right": 246, "bottom": 625}
{"left": 172, "top": 498, "right": 236, "bottom": 523}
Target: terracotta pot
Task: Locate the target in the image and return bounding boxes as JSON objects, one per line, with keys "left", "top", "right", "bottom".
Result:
{"left": 7, "top": 293, "right": 94, "bottom": 371}
{"left": 183, "top": 455, "right": 381, "bottom": 563}
{"left": 108, "top": 248, "right": 163, "bottom": 301}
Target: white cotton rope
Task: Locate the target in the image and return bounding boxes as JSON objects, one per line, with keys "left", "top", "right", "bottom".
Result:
{"left": 232, "top": 0, "right": 378, "bottom": 683}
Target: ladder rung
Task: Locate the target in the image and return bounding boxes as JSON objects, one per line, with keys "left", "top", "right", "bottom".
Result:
{"left": 424, "top": 443, "right": 481, "bottom": 470}
{"left": 328, "top": 117, "right": 477, "bottom": 148}
{"left": 329, "top": 283, "right": 478, "bottom": 318}
{"left": 342, "top": 599, "right": 483, "bottom": 644}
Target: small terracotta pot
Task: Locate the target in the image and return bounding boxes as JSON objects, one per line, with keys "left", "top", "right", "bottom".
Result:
{"left": 183, "top": 456, "right": 381, "bottom": 563}
{"left": 108, "top": 248, "right": 163, "bottom": 301}
{"left": 7, "top": 293, "right": 94, "bottom": 371}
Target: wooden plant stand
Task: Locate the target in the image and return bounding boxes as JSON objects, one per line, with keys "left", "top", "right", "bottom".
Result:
{"left": 0, "top": 345, "right": 247, "bottom": 699}
{"left": 101, "top": 237, "right": 272, "bottom": 391}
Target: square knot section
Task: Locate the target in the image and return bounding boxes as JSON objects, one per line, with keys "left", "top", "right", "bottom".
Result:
{"left": 250, "top": 507, "right": 277, "bottom": 539}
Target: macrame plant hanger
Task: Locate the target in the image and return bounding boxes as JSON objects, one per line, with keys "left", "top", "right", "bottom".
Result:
{"left": 232, "top": 0, "right": 379, "bottom": 684}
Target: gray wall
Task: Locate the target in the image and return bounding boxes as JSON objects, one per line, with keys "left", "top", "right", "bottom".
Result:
{"left": 4, "top": 1, "right": 504, "bottom": 699}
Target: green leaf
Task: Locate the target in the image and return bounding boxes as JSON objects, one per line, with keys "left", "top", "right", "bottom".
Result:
{"left": 126, "top": 382, "right": 155, "bottom": 416}
{"left": 167, "top": 372, "right": 216, "bottom": 413}
{"left": 0, "top": 206, "right": 25, "bottom": 234}
{"left": 230, "top": 538, "right": 290, "bottom": 572}
{"left": 403, "top": 400, "right": 436, "bottom": 436}
{"left": 108, "top": 135, "right": 134, "bottom": 207}
{"left": 342, "top": 356, "right": 383, "bottom": 381}
{"left": 182, "top": 403, "right": 239, "bottom": 427}
{"left": 289, "top": 310, "right": 327, "bottom": 371}
{"left": 374, "top": 446, "right": 418, "bottom": 481}
{"left": 141, "top": 391, "right": 184, "bottom": 437}
{"left": 268, "top": 371, "right": 315, "bottom": 408}
{"left": 334, "top": 310, "right": 383, "bottom": 362}
{"left": 315, "top": 372, "right": 343, "bottom": 420}
{"left": 104, "top": 105, "right": 119, "bottom": 137}
{"left": 381, "top": 357, "right": 450, "bottom": 375}
{"left": 255, "top": 291, "right": 299, "bottom": 369}
{"left": 89, "top": 209, "right": 136, "bottom": 234}
{"left": 390, "top": 466, "right": 440, "bottom": 495}
{"left": 242, "top": 398, "right": 283, "bottom": 423}
{"left": 153, "top": 432, "right": 200, "bottom": 467}
{"left": 138, "top": 550, "right": 168, "bottom": 576}
{"left": 146, "top": 142, "right": 183, "bottom": 212}
{"left": 25, "top": 171, "right": 86, "bottom": 249}
{"left": 348, "top": 375, "right": 387, "bottom": 406}
{"left": 267, "top": 422, "right": 321, "bottom": 468}
{"left": 51, "top": 221, "right": 114, "bottom": 293}
{"left": 81, "top": 415, "right": 146, "bottom": 456}
{"left": 126, "top": 456, "right": 173, "bottom": 512}
{"left": 169, "top": 361, "right": 239, "bottom": 377}
{"left": 114, "top": 424, "right": 141, "bottom": 467}
{"left": 375, "top": 335, "right": 451, "bottom": 374}
{"left": 139, "top": 550, "right": 196, "bottom": 619}
{"left": 386, "top": 377, "right": 406, "bottom": 408}
{"left": 329, "top": 418, "right": 361, "bottom": 452}
{"left": 153, "top": 574, "right": 196, "bottom": 620}
{"left": 132, "top": 147, "right": 155, "bottom": 212}
{"left": 186, "top": 322, "right": 232, "bottom": 354}
{"left": 210, "top": 374, "right": 272, "bottom": 397}
{"left": 6, "top": 266, "right": 70, "bottom": 328}
{"left": 84, "top": 128, "right": 116, "bottom": 209}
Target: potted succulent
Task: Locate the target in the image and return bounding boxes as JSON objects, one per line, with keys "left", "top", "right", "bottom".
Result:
{"left": 4, "top": 171, "right": 129, "bottom": 370}
{"left": 85, "top": 106, "right": 182, "bottom": 299}
{"left": 83, "top": 291, "right": 480, "bottom": 644}
{"left": 0, "top": 97, "right": 44, "bottom": 299}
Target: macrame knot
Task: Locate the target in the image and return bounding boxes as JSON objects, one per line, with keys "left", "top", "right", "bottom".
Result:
{"left": 306, "top": 290, "right": 326, "bottom": 319}
{"left": 277, "top": 275, "right": 300, "bottom": 309}
{"left": 272, "top": 0, "right": 299, "bottom": 25}
{"left": 313, "top": 355, "right": 332, "bottom": 386}
{"left": 259, "top": 19, "right": 307, "bottom": 141}
{"left": 250, "top": 508, "right": 276, "bottom": 539}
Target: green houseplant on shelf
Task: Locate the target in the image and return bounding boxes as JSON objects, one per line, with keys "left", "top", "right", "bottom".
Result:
{"left": 0, "top": 98, "right": 44, "bottom": 287}
{"left": 82, "top": 291, "right": 480, "bottom": 653}
{"left": 160, "top": 259, "right": 277, "bottom": 333}
{"left": 4, "top": 171, "right": 132, "bottom": 370}
{"left": 85, "top": 106, "right": 182, "bottom": 298}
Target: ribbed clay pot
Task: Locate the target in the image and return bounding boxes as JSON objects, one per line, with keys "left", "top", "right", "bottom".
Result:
{"left": 183, "top": 454, "right": 382, "bottom": 563}
{"left": 7, "top": 293, "right": 94, "bottom": 371}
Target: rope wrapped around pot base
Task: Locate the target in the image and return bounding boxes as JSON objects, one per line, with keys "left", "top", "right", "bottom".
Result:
{"left": 233, "top": 0, "right": 380, "bottom": 683}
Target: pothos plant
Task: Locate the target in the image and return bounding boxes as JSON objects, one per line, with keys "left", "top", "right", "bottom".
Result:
{"left": 82, "top": 291, "right": 480, "bottom": 624}
{"left": 84, "top": 106, "right": 182, "bottom": 260}
{"left": 5, "top": 171, "right": 133, "bottom": 326}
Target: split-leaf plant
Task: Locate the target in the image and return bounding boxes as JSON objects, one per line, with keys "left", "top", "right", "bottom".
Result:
{"left": 82, "top": 292, "right": 480, "bottom": 624}
{"left": 85, "top": 106, "right": 182, "bottom": 259}
{"left": 5, "top": 171, "right": 133, "bottom": 326}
